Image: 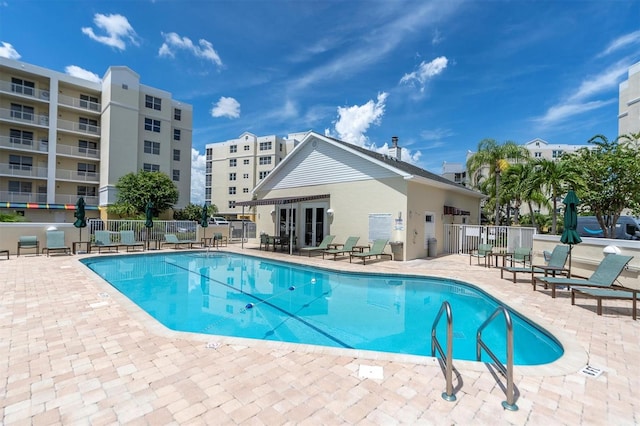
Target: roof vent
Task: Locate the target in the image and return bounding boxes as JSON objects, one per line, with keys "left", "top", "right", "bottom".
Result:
{"left": 389, "top": 136, "right": 401, "bottom": 161}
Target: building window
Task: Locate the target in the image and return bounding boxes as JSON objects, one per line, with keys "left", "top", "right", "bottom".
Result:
{"left": 145, "top": 95, "right": 162, "bottom": 111}
{"left": 243, "top": 173, "right": 249, "bottom": 179}
{"left": 10, "top": 103, "right": 34, "bottom": 121}
{"left": 259, "top": 141, "right": 272, "bottom": 151}
{"left": 11, "top": 77, "right": 35, "bottom": 96}
{"left": 229, "top": 159, "right": 237, "bottom": 167}
{"left": 206, "top": 162, "right": 212, "bottom": 173}
{"left": 173, "top": 149, "right": 180, "bottom": 161}
{"left": 9, "top": 180, "right": 31, "bottom": 194}
{"left": 173, "top": 169, "right": 180, "bottom": 181}
{"left": 9, "top": 155, "right": 32, "bottom": 170}
{"left": 205, "top": 175, "right": 211, "bottom": 186}
{"left": 144, "top": 118, "right": 161, "bottom": 132}
{"left": 259, "top": 156, "right": 272, "bottom": 165}
{"left": 206, "top": 148, "right": 212, "bottom": 161}
{"left": 243, "top": 159, "right": 250, "bottom": 165}
{"left": 243, "top": 188, "right": 249, "bottom": 193}
{"left": 78, "top": 139, "right": 97, "bottom": 154}
{"left": 259, "top": 171, "right": 269, "bottom": 179}
{"left": 534, "top": 152, "right": 542, "bottom": 158}
{"left": 229, "top": 187, "right": 236, "bottom": 195}
{"left": 78, "top": 117, "right": 98, "bottom": 133}
{"left": 143, "top": 163, "right": 160, "bottom": 172}
{"left": 280, "top": 143, "right": 283, "bottom": 152}
{"left": 228, "top": 201, "right": 236, "bottom": 209}
{"left": 230, "top": 145, "right": 237, "bottom": 153}
{"left": 173, "top": 128, "right": 181, "bottom": 141}
{"left": 205, "top": 187, "right": 211, "bottom": 199}
{"left": 77, "top": 186, "right": 96, "bottom": 197}
{"left": 244, "top": 145, "right": 250, "bottom": 151}
{"left": 144, "top": 140, "right": 161, "bottom": 155}
{"left": 174, "top": 108, "right": 182, "bottom": 120}
{"left": 10, "top": 129, "right": 33, "bottom": 146}
{"left": 77, "top": 162, "right": 97, "bottom": 177}
{"left": 229, "top": 173, "right": 236, "bottom": 181}
{"left": 80, "top": 94, "right": 99, "bottom": 111}
{"left": 552, "top": 150, "right": 563, "bottom": 158}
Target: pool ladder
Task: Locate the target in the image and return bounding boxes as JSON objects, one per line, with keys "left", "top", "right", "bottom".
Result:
{"left": 431, "top": 302, "right": 518, "bottom": 411}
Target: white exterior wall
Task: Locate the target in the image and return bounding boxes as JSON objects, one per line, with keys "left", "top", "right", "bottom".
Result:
{"left": 619, "top": 61, "right": 640, "bottom": 136}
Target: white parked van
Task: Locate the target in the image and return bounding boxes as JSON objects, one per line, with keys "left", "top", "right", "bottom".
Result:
{"left": 577, "top": 215, "right": 640, "bottom": 240}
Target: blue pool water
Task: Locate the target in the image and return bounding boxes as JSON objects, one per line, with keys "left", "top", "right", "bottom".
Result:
{"left": 81, "top": 252, "right": 563, "bottom": 365}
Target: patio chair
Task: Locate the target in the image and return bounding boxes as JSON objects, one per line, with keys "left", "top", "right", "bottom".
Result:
{"left": 1, "top": 249, "right": 10, "bottom": 260}
{"left": 349, "top": 239, "right": 392, "bottom": 265}
{"left": 501, "top": 245, "right": 569, "bottom": 284}
{"left": 505, "top": 247, "right": 531, "bottom": 267}
{"left": 163, "top": 233, "right": 202, "bottom": 249}
{"left": 213, "top": 232, "right": 227, "bottom": 247}
{"left": 298, "top": 235, "right": 335, "bottom": 257}
{"left": 42, "top": 230, "right": 71, "bottom": 256}
{"left": 571, "top": 285, "right": 638, "bottom": 320}
{"left": 533, "top": 253, "right": 633, "bottom": 298}
{"left": 92, "top": 230, "right": 119, "bottom": 253}
{"left": 17, "top": 235, "right": 39, "bottom": 256}
{"left": 119, "top": 230, "right": 145, "bottom": 252}
{"left": 322, "top": 236, "right": 360, "bottom": 260}
{"left": 259, "top": 234, "right": 272, "bottom": 251}
{"left": 469, "top": 244, "right": 493, "bottom": 267}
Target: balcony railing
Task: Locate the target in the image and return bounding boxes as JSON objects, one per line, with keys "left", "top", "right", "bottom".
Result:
{"left": 0, "top": 191, "right": 48, "bottom": 203}
{"left": 57, "top": 118, "right": 100, "bottom": 136}
{"left": 58, "top": 94, "right": 101, "bottom": 114}
{"left": 0, "top": 107, "right": 49, "bottom": 127}
{"left": 55, "top": 194, "right": 98, "bottom": 205}
{"left": 55, "top": 168, "right": 100, "bottom": 183}
{"left": 0, "top": 163, "right": 48, "bottom": 178}
{"left": 0, "top": 79, "right": 51, "bottom": 102}
{"left": 56, "top": 143, "right": 100, "bottom": 159}
{"left": 0, "top": 135, "right": 49, "bottom": 153}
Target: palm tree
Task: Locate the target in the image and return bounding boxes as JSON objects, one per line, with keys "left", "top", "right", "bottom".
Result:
{"left": 535, "top": 158, "right": 584, "bottom": 234}
{"left": 501, "top": 162, "right": 549, "bottom": 228}
{"left": 467, "top": 139, "right": 530, "bottom": 225}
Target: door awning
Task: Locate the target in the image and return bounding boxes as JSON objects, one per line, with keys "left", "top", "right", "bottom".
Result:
{"left": 234, "top": 194, "right": 330, "bottom": 207}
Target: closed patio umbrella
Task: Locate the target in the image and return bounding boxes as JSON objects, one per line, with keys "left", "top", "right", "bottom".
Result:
{"left": 560, "top": 190, "right": 582, "bottom": 272}
{"left": 73, "top": 197, "right": 87, "bottom": 242}
{"left": 201, "top": 203, "right": 209, "bottom": 243}
{"left": 145, "top": 201, "right": 154, "bottom": 246}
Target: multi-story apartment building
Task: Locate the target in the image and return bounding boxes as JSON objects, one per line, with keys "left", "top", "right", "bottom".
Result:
{"left": 205, "top": 132, "right": 306, "bottom": 219}
{"left": 619, "top": 60, "right": 640, "bottom": 136}
{"left": 0, "top": 57, "right": 192, "bottom": 222}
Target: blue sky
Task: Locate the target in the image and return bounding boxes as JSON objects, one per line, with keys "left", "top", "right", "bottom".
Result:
{"left": 1, "top": 0, "right": 639, "bottom": 203}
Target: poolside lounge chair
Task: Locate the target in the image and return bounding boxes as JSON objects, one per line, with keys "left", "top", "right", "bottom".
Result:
{"left": 501, "top": 245, "right": 569, "bottom": 283}
{"left": 505, "top": 247, "right": 531, "bottom": 267}
{"left": 571, "top": 285, "right": 638, "bottom": 320}
{"left": 298, "top": 235, "right": 335, "bottom": 257}
{"left": 163, "top": 233, "right": 203, "bottom": 249}
{"left": 533, "top": 253, "right": 633, "bottom": 298}
{"left": 119, "top": 230, "right": 145, "bottom": 252}
{"left": 42, "top": 230, "right": 71, "bottom": 256}
{"left": 17, "top": 235, "right": 39, "bottom": 256}
{"left": 469, "top": 244, "right": 493, "bottom": 267}
{"left": 349, "top": 239, "right": 392, "bottom": 265}
{"left": 92, "top": 230, "right": 119, "bottom": 253}
{"left": 322, "top": 236, "right": 360, "bottom": 260}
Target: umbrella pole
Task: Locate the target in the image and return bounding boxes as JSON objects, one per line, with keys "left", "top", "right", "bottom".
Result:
{"left": 568, "top": 244, "right": 572, "bottom": 277}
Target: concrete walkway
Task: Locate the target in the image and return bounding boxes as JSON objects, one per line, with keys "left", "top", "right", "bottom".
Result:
{"left": 0, "top": 245, "right": 638, "bottom": 425}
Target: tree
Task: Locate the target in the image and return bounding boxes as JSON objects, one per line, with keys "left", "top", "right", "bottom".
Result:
{"left": 111, "top": 171, "right": 179, "bottom": 216}
{"left": 174, "top": 203, "right": 218, "bottom": 221}
{"left": 466, "top": 139, "right": 530, "bottom": 225}
{"left": 569, "top": 135, "right": 640, "bottom": 237}
{"left": 501, "top": 162, "right": 549, "bottom": 228}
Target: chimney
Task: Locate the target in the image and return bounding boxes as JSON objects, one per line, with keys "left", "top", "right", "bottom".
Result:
{"left": 389, "top": 136, "right": 402, "bottom": 161}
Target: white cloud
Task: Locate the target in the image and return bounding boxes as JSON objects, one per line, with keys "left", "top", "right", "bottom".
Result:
{"left": 420, "top": 128, "right": 454, "bottom": 141}
{"left": 568, "top": 60, "right": 630, "bottom": 102}
{"left": 599, "top": 30, "right": 640, "bottom": 57}
{"left": 190, "top": 148, "right": 206, "bottom": 205}
{"left": 65, "top": 65, "right": 101, "bottom": 83}
{"left": 81, "top": 13, "right": 139, "bottom": 50}
{"left": 159, "top": 32, "right": 222, "bottom": 67}
{"left": 331, "top": 92, "right": 388, "bottom": 146}
{"left": 535, "top": 100, "right": 613, "bottom": 127}
{"left": 432, "top": 29, "right": 444, "bottom": 45}
{"left": 0, "top": 41, "right": 20, "bottom": 59}
{"left": 399, "top": 56, "right": 448, "bottom": 92}
{"left": 210, "top": 96, "right": 240, "bottom": 119}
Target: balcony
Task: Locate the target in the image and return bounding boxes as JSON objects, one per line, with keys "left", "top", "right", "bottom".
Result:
{"left": 57, "top": 118, "right": 100, "bottom": 137}
{"left": 0, "top": 107, "right": 49, "bottom": 127}
{"left": 0, "top": 135, "right": 49, "bottom": 153}
{"left": 0, "top": 191, "right": 47, "bottom": 203}
{"left": 0, "top": 79, "right": 50, "bottom": 103}
{"left": 55, "top": 193, "right": 98, "bottom": 205}
{"left": 56, "top": 143, "right": 100, "bottom": 159}
{"left": 58, "top": 94, "right": 101, "bottom": 115}
{"left": 55, "top": 168, "right": 100, "bottom": 183}
{"left": 0, "top": 163, "right": 48, "bottom": 179}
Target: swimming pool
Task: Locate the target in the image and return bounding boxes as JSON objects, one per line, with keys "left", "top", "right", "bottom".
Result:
{"left": 81, "top": 251, "right": 563, "bottom": 365}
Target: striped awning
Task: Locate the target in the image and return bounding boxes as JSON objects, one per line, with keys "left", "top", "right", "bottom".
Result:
{"left": 0, "top": 202, "right": 99, "bottom": 210}
{"left": 234, "top": 194, "right": 330, "bottom": 207}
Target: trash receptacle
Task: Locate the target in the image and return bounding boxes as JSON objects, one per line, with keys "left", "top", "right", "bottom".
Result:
{"left": 427, "top": 238, "right": 437, "bottom": 257}
{"left": 389, "top": 241, "right": 403, "bottom": 261}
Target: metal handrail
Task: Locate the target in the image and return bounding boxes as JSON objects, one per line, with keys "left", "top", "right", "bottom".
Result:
{"left": 431, "top": 301, "right": 455, "bottom": 401}
{"left": 476, "top": 306, "right": 518, "bottom": 411}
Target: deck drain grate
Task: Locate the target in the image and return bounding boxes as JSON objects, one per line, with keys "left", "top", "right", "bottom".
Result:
{"left": 580, "top": 365, "right": 604, "bottom": 378}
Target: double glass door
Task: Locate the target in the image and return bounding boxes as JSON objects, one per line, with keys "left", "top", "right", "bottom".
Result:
{"left": 303, "top": 204, "right": 326, "bottom": 247}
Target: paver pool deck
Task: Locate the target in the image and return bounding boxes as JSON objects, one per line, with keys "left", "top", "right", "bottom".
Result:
{"left": 0, "top": 244, "right": 638, "bottom": 425}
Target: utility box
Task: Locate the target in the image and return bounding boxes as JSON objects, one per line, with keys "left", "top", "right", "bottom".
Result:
{"left": 427, "top": 238, "right": 437, "bottom": 257}
{"left": 389, "top": 241, "right": 403, "bottom": 261}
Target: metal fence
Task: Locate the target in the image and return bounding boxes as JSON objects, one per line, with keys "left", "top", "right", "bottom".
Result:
{"left": 443, "top": 224, "right": 537, "bottom": 254}
{"left": 88, "top": 219, "right": 198, "bottom": 242}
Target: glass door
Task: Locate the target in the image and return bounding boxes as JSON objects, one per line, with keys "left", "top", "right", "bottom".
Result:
{"left": 278, "top": 207, "right": 296, "bottom": 237}
{"left": 303, "top": 204, "right": 326, "bottom": 246}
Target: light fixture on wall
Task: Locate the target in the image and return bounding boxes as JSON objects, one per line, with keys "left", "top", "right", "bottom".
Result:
{"left": 327, "top": 208, "right": 334, "bottom": 218}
